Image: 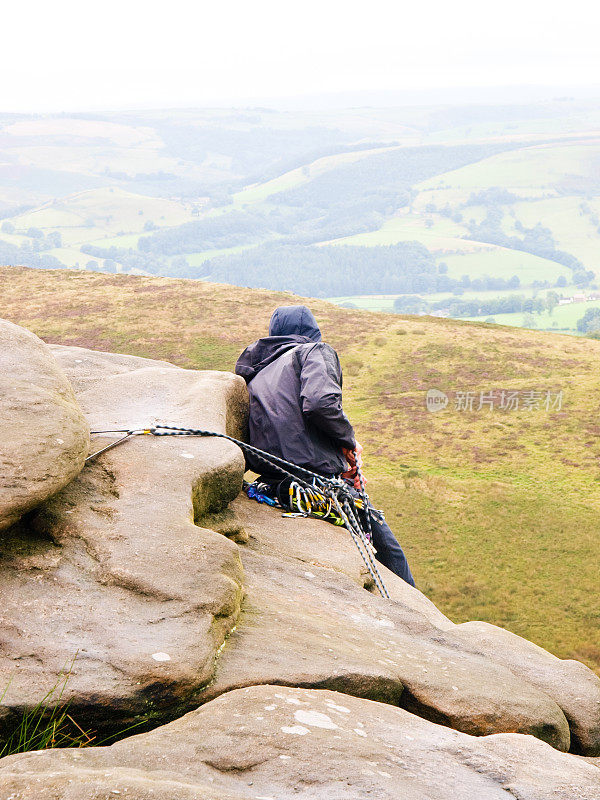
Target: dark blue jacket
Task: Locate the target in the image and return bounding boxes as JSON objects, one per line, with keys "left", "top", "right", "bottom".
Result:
{"left": 235, "top": 305, "right": 356, "bottom": 479}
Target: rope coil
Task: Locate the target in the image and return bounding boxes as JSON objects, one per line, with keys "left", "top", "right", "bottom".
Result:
{"left": 88, "top": 424, "right": 389, "bottom": 599}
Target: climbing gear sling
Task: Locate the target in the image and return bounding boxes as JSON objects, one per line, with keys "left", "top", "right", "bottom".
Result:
{"left": 87, "top": 424, "right": 390, "bottom": 599}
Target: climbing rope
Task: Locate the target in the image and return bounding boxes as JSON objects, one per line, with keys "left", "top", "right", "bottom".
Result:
{"left": 87, "top": 424, "right": 390, "bottom": 599}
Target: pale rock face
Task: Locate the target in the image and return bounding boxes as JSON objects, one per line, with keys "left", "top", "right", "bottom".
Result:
{"left": 1, "top": 341, "right": 599, "bottom": 800}
{"left": 0, "top": 320, "right": 89, "bottom": 531}
{"left": 1, "top": 686, "right": 599, "bottom": 800}
{"left": 0, "top": 345, "right": 248, "bottom": 736}
{"left": 195, "top": 497, "right": 600, "bottom": 755}
{"left": 451, "top": 620, "right": 600, "bottom": 756}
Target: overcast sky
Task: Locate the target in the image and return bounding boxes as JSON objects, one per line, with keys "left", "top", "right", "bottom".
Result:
{"left": 3, "top": 0, "right": 599, "bottom": 112}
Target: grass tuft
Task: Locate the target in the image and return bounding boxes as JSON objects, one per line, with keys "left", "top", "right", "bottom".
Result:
{"left": 0, "top": 657, "right": 94, "bottom": 757}
{"left": 0, "top": 655, "right": 147, "bottom": 756}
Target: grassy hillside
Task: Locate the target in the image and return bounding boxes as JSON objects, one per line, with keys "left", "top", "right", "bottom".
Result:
{"left": 1, "top": 265, "right": 598, "bottom": 675}
{"left": 6, "top": 188, "right": 195, "bottom": 255}
{"left": 232, "top": 144, "right": 401, "bottom": 206}
{"left": 323, "top": 136, "right": 600, "bottom": 329}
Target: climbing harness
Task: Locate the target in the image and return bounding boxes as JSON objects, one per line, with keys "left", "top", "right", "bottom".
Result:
{"left": 87, "top": 424, "right": 390, "bottom": 599}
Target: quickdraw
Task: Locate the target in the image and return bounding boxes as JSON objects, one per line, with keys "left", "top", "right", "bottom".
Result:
{"left": 283, "top": 481, "right": 344, "bottom": 524}
{"left": 87, "top": 424, "right": 390, "bottom": 599}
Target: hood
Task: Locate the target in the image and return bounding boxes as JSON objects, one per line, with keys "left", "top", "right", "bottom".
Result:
{"left": 268, "top": 306, "right": 321, "bottom": 342}
{"left": 235, "top": 334, "right": 311, "bottom": 383}
{"left": 235, "top": 306, "right": 322, "bottom": 383}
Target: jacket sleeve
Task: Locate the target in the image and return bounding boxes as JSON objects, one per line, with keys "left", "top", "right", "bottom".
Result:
{"left": 298, "top": 343, "right": 356, "bottom": 449}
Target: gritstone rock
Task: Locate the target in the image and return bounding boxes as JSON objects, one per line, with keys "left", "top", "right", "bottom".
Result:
{"left": 1, "top": 685, "right": 599, "bottom": 799}
{"left": 0, "top": 320, "right": 89, "bottom": 531}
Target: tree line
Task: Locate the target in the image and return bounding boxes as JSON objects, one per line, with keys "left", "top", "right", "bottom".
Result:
{"left": 394, "top": 291, "right": 562, "bottom": 317}
{"left": 202, "top": 242, "right": 478, "bottom": 296}
{"left": 0, "top": 239, "right": 62, "bottom": 270}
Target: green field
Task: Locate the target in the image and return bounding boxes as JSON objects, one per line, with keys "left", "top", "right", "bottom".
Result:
{"left": 323, "top": 213, "right": 467, "bottom": 247}
{"left": 320, "top": 137, "right": 600, "bottom": 295}
{"left": 91, "top": 233, "right": 142, "bottom": 249}
{"left": 1, "top": 188, "right": 196, "bottom": 269}
{"left": 0, "top": 231, "right": 30, "bottom": 246}
{"left": 46, "top": 247, "right": 89, "bottom": 268}
{"left": 417, "top": 141, "right": 600, "bottom": 199}
{"left": 330, "top": 288, "right": 594, "bottom": 333}
{"left": 10, "top": 188, "right": 193, "bottom": 238}
{"left": 439, "top": 249, "right": 569, "bottom": 282}
{"left": 322, "top": 211, "right": 572, "bottom": 286}
{"left": 503, "top": 197, "right": 600, "bottom": 269}
{"left": 467, "top": 300, "right": 600, "bottom": 330}
{"left": 185, "top": 243, "right": 258, "bottom": 267}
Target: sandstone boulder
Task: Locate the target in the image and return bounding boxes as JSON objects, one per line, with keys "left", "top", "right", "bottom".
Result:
{"left": 0, "top": 345, "right": 248, "bottom": 736}
{"left": 2, "top": 343, "right": 599, "bottom": 769}
{"left": 452, "top": 621, "right": 600, "bottom": 755}
{"left": 1, "top": 685, "right": 598, "bottom": 800}
{"left": 197, "top": 497, "right": 574, "bottom": 751}
{"left": 0, "top": 320, "right": 89, "bottom": 531}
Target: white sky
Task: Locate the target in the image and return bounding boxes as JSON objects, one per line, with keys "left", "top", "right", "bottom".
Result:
{"left": 3, "top": 0, "right": 600, "bottom": 112}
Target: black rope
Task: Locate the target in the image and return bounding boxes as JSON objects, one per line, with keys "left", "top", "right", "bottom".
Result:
{"left": 87, "top": 424, "right": 389, "bottom": 598}
{"left": 354, "top": 451, "right": 374, "bottom": 543}
{"left": 148, "top": 425, "right": 333, "bottom": 486}
{"left": 338, "top": 495, "right": 390, "bottom": 599}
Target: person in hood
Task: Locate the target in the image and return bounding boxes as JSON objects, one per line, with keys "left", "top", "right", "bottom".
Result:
{"left": 235, "top": 305, "right": 415, "bottom": 586}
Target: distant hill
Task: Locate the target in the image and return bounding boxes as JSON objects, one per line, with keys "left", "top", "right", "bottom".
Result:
{"left": 1, "top": 102, "right": 600, "bottom": 334}
{"left": 1, "top": 265, "right": 598, "bottom": 676}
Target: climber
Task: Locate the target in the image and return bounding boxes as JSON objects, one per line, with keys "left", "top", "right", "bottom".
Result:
{"left": 235, "top": 304, "right": 415, "bottom": 586}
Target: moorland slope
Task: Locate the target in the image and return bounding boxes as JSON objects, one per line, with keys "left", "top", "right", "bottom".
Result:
{"left": 1, "top": 265, "right": 598, "bottom": 674}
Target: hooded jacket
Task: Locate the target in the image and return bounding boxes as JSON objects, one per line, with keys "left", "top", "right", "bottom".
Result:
{"left": 235, "top": 305, "right": 356, "bottom": 479}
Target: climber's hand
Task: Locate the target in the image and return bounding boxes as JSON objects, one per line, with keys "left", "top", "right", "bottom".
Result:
{"left": 342, "top": 442, "right": 366, "bottom": 491}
